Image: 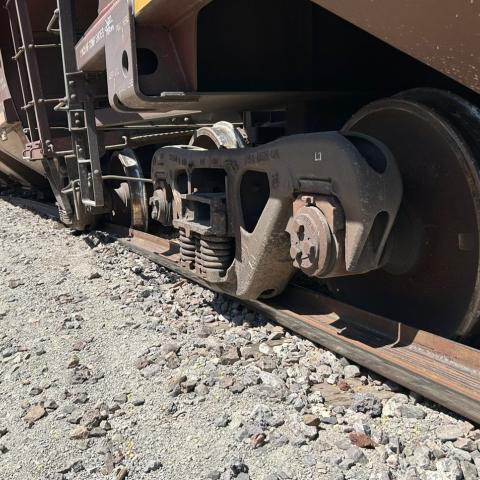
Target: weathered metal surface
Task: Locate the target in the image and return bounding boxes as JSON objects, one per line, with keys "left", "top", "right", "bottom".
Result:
{"left": 57, "top": 0, "right": 105, "bottom": 211}
{"left": 80, "top": 0, "right": 480, "bottom": 97}
{"left": 287, "top": 196, "right": 339, "bottom": 277}
{"left": 0, "top": 124, "right": 48, "bottom": 188}
{"left": 330, "top": 89, "right": 480, "bottom": 339}
{"left": 151, "top": 131, "right": 402, "bottom": 298}
{"left": 0, "top": 47, "right": 47, "bottom": 187}
{"left": 107, "top": 148, "right": 149, "bottom": 230}
{"left": 132, "top": 0, "right": 480, "bottom": 95}
{"left": 74, "top": 0, "right": 326, "bottom": 114}
{"left": 312, "top": 0, "right": 480, "bottom": 94}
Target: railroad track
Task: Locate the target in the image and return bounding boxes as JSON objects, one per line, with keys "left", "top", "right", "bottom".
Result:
{"left": 7, "top": 196, "right": 480, "bottom": 425}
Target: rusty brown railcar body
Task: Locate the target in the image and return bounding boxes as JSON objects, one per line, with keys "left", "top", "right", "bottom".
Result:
{"left": 0, "top": 0, "right": 480, "bottom": 342}
{"left": 0, "top": 0, "right": 478, "bottom": 187}
{"left": 132, "top": 0, "right": 480, "bottom": 95}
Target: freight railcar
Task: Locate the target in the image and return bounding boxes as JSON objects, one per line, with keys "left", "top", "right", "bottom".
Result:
{"left": 1, "top": 0, "right": 480, "bottom": 340}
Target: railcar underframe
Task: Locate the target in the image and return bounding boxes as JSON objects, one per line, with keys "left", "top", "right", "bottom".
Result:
{"left": 1, "top": 0, "right": 480, "bottom": 340}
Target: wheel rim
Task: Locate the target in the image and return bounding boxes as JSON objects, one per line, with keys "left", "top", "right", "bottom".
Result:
{"left": 328, "top": 89, "right": 480, "bottom": 339}
{"left": 108, "top": 149, "right": 149, "bottom": 231}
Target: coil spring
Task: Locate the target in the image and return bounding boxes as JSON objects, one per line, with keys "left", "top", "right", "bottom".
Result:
{"left": 197, "top": 236, "right": 234, "bottom": 276}
{"left": 179, "top": 231, "right": 197, "bottom": 270}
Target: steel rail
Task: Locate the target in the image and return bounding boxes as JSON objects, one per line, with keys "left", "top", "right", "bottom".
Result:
{"left": 6, "top": 197, "right": 480, "bottom": 424}
{"left": 107, "top": 227, "right": 480, "bottom": 424}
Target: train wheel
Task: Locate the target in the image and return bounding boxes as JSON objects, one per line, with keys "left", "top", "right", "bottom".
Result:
{"left": 107, "top": 149, "right": 149, "bottom": 231}
{"left": 328, "top": 89, "right": 480, "bottom": 339}
{"left": 189, "top": 121, "right": 246, "bottom": 149}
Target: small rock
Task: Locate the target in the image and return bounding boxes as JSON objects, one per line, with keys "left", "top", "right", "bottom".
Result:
{"left": 113, "top": 393, "right": 128, "bottom": 404}
{"left": 351, "top": 393, "right": 383, "bottom": 417}
{"left": 89, "top": 427, "right": 107, "bottom": 438}
{"left": 386, "top": 455, "right": 398, "bottom": 468}
{"left": 67, "top": 409, "right": 84, "bottom": 424}
{"left": 298, "top": 422, "right": 318, "bottom": 441}
{"left": 349, "top": 432, "right": 377, "bottom": 449}
{"left": 116, "top": 467, "right": 129, "bottom": 480}
{"left": 80, "top": 408, "right": 102, "bottom": 428}
{"left": 72, "top": 341, "right": 87, "bottom": 352}
{"left": 100, "top": 420, "right": 112, "bottom": 431}
{"left": 67, "top": 356, "right": 80, "bottom": 369}
{"left": 453, "top": 437, "right": 477, "bottom": 452}
{"left": 215, "top": 415, "right": 230, "bottom": 428}
{"left": 382, "top": 394, "right": 409, "bottom": 417}
{"left": 57, "top": 460, "right": 84, "bottom": 474}
{"left": 230, "top": 458, "right": 249, "bottom": 476}
{"left": 33, "top": 345, "right": 46, "bottom": 356}
{"left": 195, "top": 384, "right": 209, "bottom": 396}
{"left": 341, "top": 446, "right": 368, "bottom": 469}
{"left": 231, "top": 382, "right": 246, "bottom": 394}
{"left": 270, "top": 433, "right": 289, "bottom": 448}
{"left": 2, "top": 347, "right": 16, "bottom": 358}
{"left": 303, "top": 414, "right": 320, "bottom": 427}
{"left": 460, "top": 460, "right": 479, "bottom": 480}
{"left": 268, "top": 328, "right": 284, "bottom": 341}
{"left": 73, "top": 392, "right": 89, "bottom": 405}
{"left": 29, "top": 387, "right": 43, "bottom": 396}
{"left": 70, "top": 426, "right": 89, "bottom": 440}
{"left": 236, "top": 474, "right": 250, "bottom": 480}
{"left": 24, "top": 405, "right": 46, "bottom": 425}
{"left": 250, "top": 433, "right": 267, "bottom": 449}
{"left": 411, "top": 445, "right": 432, "bottom": 469}
{"left": 44, "top": 400, "right": 58, "bottom": 410}
{"left": 160, "top": 342, "right": 180, "bottom": 355}
{"left": 337, "top": 380, "right": 351, "bottom": 391}
{"left": 259, "top": 371, "right": 286, "bottom": 390}
{"left": 343, "top": 365, "right": 361, "bottom": 378}
{"left": 131, "top": 397, "right": 145, "bottom": 406}
{"left": 435, "top": 458, "right": 462, "bottom": 480}
{"left": 399, "top": 404, "right": 426, "bottom": 419}
{"left": 437, "top": 424, "right": 466, "bottom": 442}
{"left": 8, "top": 279, "right": 23, "bottom": 289}
{"left": 256, "top": 356, "right": 277, "bottom": 372}
{"left": 353, "top": 423, "right": 371, "bottom": 436}
{"left": 371, "top": 429, "right": 389, "bottom": 445}
{"left": 388, "top": 436, "right": 403, "bottom": 454}
{"left": 320, "top": 416, "right": 338, "bottom": 425}
{"left": 220, "top": 346, "right": 241, "bottom": 365}
{"left": 142, "top": 364, "right": 161, "bottom": 379}
{"left": 308, "top": 391, "right": 325, "bottom": 405}
{"left": 292, "top": 397, "right": 305, "bottom": 411}
{"left": 144, "top": 460, "right": 162, "bottom": 473}
{"left": 219, "top": 377, "right": 234, "bottom": 389}
{"left": 327, "top": 373, "right": 340, "bottom": 384}
{"left": 206, "top": 470, "right": 222, "bottom": 480}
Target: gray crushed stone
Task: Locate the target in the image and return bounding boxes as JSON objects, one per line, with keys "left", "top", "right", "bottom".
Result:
{"left": 0, "top": 197, "right": 479, "bottom": 480}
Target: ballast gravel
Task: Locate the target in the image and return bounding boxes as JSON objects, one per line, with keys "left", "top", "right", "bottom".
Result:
{"left": 0, "top": 196, "right": 479, "bottom": 480}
